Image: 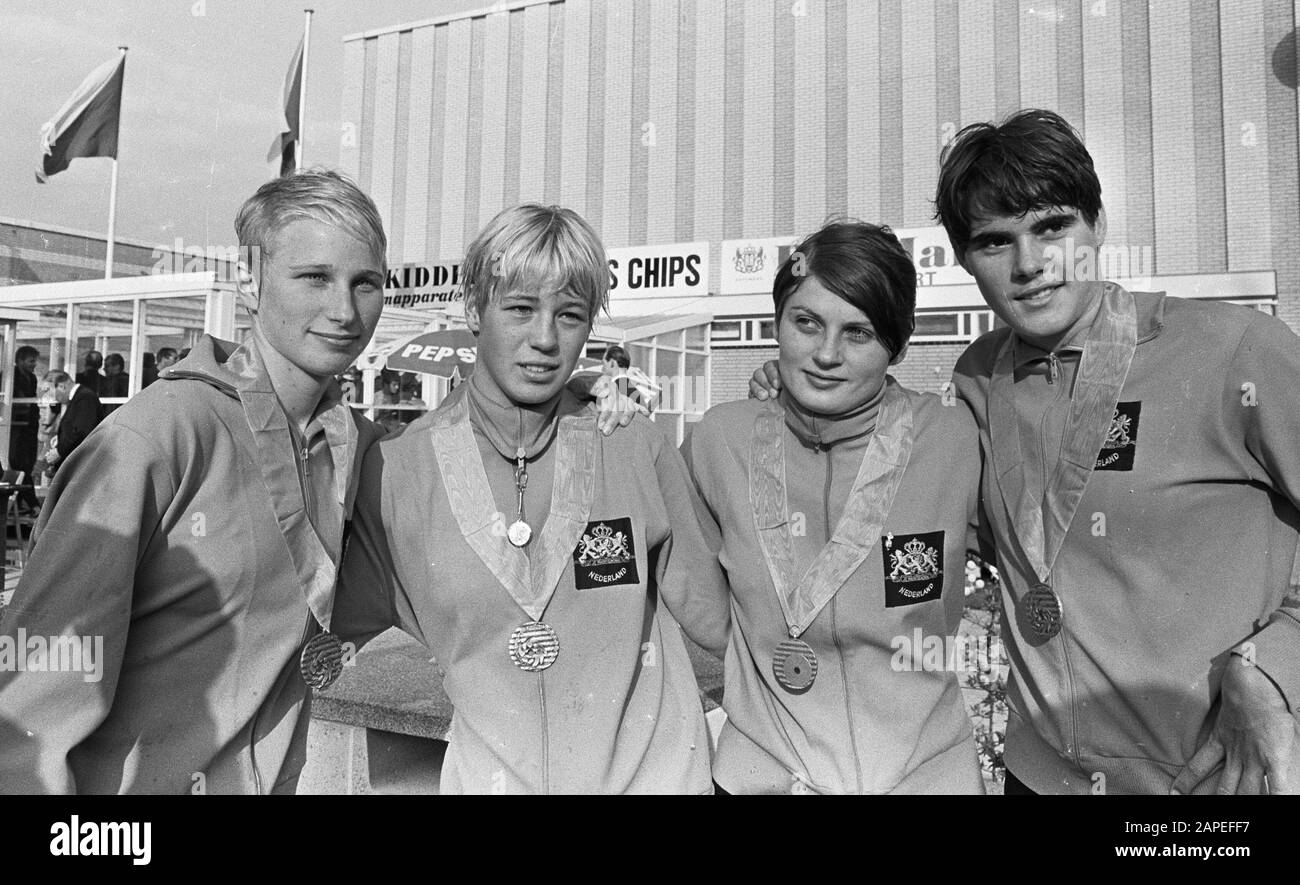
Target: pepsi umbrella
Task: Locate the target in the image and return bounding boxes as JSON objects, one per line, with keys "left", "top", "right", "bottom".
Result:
{"left": 385, "top": 328, "right": 478, "bottom": 377}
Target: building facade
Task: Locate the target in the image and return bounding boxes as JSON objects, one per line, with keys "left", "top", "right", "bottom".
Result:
{"left": 343, "top": 0, "right": 1300, "bottom": 423}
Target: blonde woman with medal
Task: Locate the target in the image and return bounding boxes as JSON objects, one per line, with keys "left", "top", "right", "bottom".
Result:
{"left": 333, "top": 204, "right": 730, "bottom": 794}
{"left": 0, "top": 171, "right": 388, "bottom": 793}
{"left": 685, "top": 221, "right": 984, "bottom": 794}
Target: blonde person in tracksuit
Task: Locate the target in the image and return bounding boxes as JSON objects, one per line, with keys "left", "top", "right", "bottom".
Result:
{"left": 0, "top": 171, "right": 388, "bottom": 793}
{"left": 686, "top": 221, "right": 984, "bottom": 794}
{"left": 333, "top": 204, "right": 730, "bottom": 794}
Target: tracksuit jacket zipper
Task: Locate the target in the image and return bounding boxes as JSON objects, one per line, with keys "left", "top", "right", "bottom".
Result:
{"left": 813, "top": 439, "right": 865, "bottom": 793}
{"left": 1039, "top": 352, "right": 1082, "bottom": 767}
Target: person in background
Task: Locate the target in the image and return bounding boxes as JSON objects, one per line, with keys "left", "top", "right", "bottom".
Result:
{"left": 76, "top": 350, "right": 104, "bottom": 396}
{"left": 40, "top": 370, "right": 100, "bottom": 476}
{"left": 176, "top": 347, "right": 191, "bottom": 362}
{"left": 601, "top": 344, "right": 630, "bottom": 376}
{"left": 9, "top": 346, "right": 41, "bottom": 514}
{"left": 397, "top": 372, "right": 426, "bottom": 423}
{"left": 101, "top": 353, "right": 129, "bottom": 417}
{"left": 141, "top": 352, "right": 158, "bottom": 389}
{"left": 374, "top": 370, "right": 403, "bottom": 434}
{"left": 155, "top": 347, "right": 179, "bottom": 372}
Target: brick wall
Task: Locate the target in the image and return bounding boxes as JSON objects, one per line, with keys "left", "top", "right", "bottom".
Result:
{"left": 889, "top": 342, "right": 971, "bottom": 395}
{"left": 710, "top": 345, "right": 778, "bottom": 406}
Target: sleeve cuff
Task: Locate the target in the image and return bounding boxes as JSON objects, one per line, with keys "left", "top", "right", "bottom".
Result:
{"left": 1244, "top": 615, "right": 1300, "bottom": 714}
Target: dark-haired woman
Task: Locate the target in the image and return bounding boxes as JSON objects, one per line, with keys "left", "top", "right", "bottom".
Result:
{"left": 683, "top": 221, "right": 984, "bottom": 794}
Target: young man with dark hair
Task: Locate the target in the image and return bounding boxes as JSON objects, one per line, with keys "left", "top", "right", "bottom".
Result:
{"left": 101, "top": 353, "right": 128, "bottom": 417}
{"left": 602, "top": 344, "right": 630, "bottom": 374}
{"left": 753, "top": 109, "right": 1300, "bottom": 795}
{"left": 0, "top": 169, "right": 389, "bottom": 794}
{"left": 75, "top": 350, "right": 103, "bottom": 396}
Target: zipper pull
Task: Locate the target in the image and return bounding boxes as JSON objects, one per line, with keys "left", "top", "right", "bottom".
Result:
{"left": 300, "top": 444, "right": 310, "bottom": 477}
{"left": 1047, "top": 353, "right": 1060, "bottom": 385}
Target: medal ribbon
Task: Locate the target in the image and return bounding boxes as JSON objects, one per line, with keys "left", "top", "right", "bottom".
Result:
{"left": 431, "top": 395, "right": 597, "bottom": 622}
{"left": 987, "top": 283, "right": 1138, "bottom": 582}
{"left": 750, "top": 379, "right": 914, "bottom": 637}
{"left": 224, "top": 341, "right": 353, "bottom": 632}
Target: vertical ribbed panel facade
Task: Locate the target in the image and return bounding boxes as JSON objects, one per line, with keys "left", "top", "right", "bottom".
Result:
{"left": 1083, "top": 3, "right": 1127, "bottom": 253}
{"left": 1018, "top": 0, "right": 1058, "bottom": 112}
{"left": 478, "top": 12, "right": 510, "bottom": 230}
{"left": 900, "top": 0, "right": 937, "bottom": 227}
{"left": 1222, "top": 0, "right": 1273, "bottom": 272}
{"left": 645, "top": 0, "right": 680, "bottom": 245}
{"left": 742, "top": 0, "right": 775, "bottom": 237}
{"left": 844, "top": 0, "right": 880, "bottom": 221}
{"left": 518, "top": 3, "right": 552, "bottom": 203}
{"left": 1149, "top": 0, "right": 1199, "bottom": 274}
{"left": 402, "top": 27, "right": 435, "bottom": 262}
{"left": 368, "top": 32, "right": 400, "bottom": 236}
{"left": 339, "top": 0, "right": 1300, "bottom": 331}
{"left": 792, "top": 0, "right": 828, "bottom": 235}
{"left": 601, "top": 1, "right": 634, "bottom": 248}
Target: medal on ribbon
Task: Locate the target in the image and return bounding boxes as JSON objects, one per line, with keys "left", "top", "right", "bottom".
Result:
{"left": 300, "top": 629, "right": 345, "bottom": 690}
{"left": 750, "top": 382, "right": 914, "bottom": 693}
{"left": 986, "top": 284, "right": 1138, "bottom": 641}
{"left": 431, "top": 395, "right": 596, "bottom": 672}
{"left": 508, "top": 621, "right": 560, "bottom": 671}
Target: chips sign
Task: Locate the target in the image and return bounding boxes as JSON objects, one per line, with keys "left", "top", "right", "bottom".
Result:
{"left": 383, "top": 261, "right": 463, "bottom": 309}
{"left": 385, "top": 244, "right": 709, "bottom": 309}
{"left": 607, "top": 242, "right": 709, "bottom": 299}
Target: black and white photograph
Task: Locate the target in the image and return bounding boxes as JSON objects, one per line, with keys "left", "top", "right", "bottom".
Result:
{"left": 0, "top": 0, "right": 1298, "bottom": 863}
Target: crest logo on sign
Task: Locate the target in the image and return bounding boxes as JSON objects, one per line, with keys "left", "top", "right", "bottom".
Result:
{"left": 733, "top": 244, "right": 765, "bottom": 275}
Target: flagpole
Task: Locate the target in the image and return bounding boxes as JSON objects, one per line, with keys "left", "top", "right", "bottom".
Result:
{"left": 298, "top": 10, "right": 313, "bottom": 171}
{"left": 105, "top": 45, "right": 127, "bottom": 280}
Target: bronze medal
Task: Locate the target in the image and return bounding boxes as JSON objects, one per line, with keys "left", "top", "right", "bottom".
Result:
{"left": 300, "top": 630, "right": 345, "bottom": 691}
{"left": 1025, "top": 583, "right": 1063, "bottom": 638}
{"left": 509, "top": 621, "right": 560, "bottom": 671}
{"left": 772, "top": 638, "right": 818, "bottom": 693}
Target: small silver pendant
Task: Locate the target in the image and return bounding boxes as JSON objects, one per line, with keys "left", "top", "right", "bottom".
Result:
{"left": 507, "top": 520, "right": 532, "bottom": 547}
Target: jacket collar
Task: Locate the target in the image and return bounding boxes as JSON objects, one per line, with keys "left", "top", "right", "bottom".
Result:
{"left": 778, "top": 377, "right": 887, "bottom": 450}
{"left": 1013, "top": 283, "right": 1166, "bottom": 369}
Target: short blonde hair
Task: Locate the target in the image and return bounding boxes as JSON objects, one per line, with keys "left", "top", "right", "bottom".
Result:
{"left": 461, "top": 204, "right": 608, "bottom": 326}
{"left": 235, "top": 167, "right": 388, "bottom": 270}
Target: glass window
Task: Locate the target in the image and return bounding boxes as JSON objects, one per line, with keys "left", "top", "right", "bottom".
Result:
{"left": 654, "top": 330, "right": 684, "bottom": 351}
{"left": 627, "top": 343, "right": 653, "bottom": 376}
{"left": 684, "top": 323, "right": 708, "bottom": 349}
{"left": 657, "top": 349, "right": 681, "bottom": 411}
{"left": 914, "top": 313, "right": 961, "bottom": 337}
{"left": 710, "top": 321, "right": 742, "bottom": 341}
{"left": 758, "top": 320, "right": 776, "bottom": 341}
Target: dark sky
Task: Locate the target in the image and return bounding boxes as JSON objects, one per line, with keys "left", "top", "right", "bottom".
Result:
{"left": 1, "top": 0, "right": 485, "bottom": 251}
